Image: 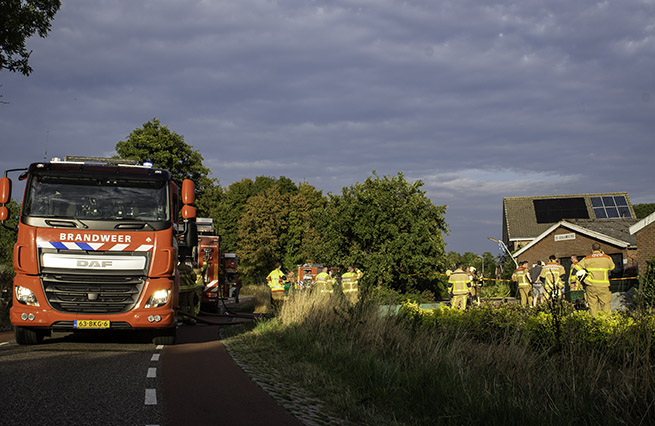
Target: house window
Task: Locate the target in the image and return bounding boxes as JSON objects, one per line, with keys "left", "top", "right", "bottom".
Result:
{"left": 590, "top": 196, "right": 632, "bottom": 219}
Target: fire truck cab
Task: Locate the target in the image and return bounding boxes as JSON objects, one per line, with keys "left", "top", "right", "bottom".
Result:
{"left": 0, "top": 156, "right": 197, "bottom": 345}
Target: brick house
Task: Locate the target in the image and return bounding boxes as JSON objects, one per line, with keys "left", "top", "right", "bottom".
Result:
{"left": 503, "top": 193, "right": 639, "bottom": 290}
{"left": 630, "top": 212, "right": 655, "bottom": 275}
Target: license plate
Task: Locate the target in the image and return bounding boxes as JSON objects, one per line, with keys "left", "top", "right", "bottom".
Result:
{"left": 74, "top": 320, "right": 110, "bottom": 329}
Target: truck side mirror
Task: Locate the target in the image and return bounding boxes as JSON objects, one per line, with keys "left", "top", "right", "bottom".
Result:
{"left": 0, "top": 177, "right": 11, "bottom": 204}
{"left": 181, "top": 205, "right": 196, "bottom": 220}
{"left": 181, "top": 179, "right": 195, "bottom": 205}
{"left": 0, "top": 177, "right": 11, "bottom": 222}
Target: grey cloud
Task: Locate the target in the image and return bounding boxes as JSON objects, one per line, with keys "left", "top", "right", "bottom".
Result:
{"left": 1, "top": 0, "right": 653, "bottom": 253}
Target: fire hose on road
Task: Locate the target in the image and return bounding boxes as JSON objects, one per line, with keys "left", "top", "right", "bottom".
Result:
{"left": 177, "top": 298, "right": 273, "bottom": 326}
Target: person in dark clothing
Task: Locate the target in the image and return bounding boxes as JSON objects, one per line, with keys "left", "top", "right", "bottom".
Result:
{"left": 529, "top": 261, "right": 545, "bottom": 306}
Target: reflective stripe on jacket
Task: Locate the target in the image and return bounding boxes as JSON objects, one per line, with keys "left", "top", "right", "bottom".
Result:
{"left": 340, "top": 272, "right": 359, "bottom": 293}
{"left": 315, "top": 272, "right": 334, "bottom": 293}
{"left": 568, "top": 262, "right": 579, "bottom": 285}
{"left": 540, "top": 262, "right": 565, "bottom": 289}
{"left": 512, "top": 267, "right": 531, "bottom": 287}
{"left": 448, "top": 270, "right": 470, "bottom": 295}
{"left": 267, "top": 269, "right": 285, "bottom": 293}
{"left": 574, "top": 252, "right": 615, "bottom": 287}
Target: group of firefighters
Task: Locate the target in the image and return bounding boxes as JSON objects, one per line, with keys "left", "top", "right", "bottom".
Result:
{"left": 266, "top": 263, "right": 362, "bottom": 301}
{"left": 448, "top": 243, "right": 616, "bottom": 316}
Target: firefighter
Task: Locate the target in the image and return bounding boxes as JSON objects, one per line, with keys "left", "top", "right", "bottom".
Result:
{"left": 512, "top": 260, "right": 532, "bottom": 307}
{"left": 574, "top": 243, "right": 615, "bottom": 316}
{"left": 284, "top": 271, "right": 296, "bottom": 296}
{"left": 230, "top": 276, "right": 242, "bottom": 304}
{"left": 314, "top": 267, "right": 334, "bottom": 294}
{"left": 540, "top": 255, "right": 565, "bottom": 300}
{"left": 178, "top": 262, "right": 203, "bottom": 324}
{"left": 467, "top": 266, "right": 482, "bottom": 306}
{"left": 266, "top": 263, "right": 285, "bottom": 300}
{"left": 341, "top": 266, "right": 360, "bottom": 302}
{"left": 568, "top": 255, "right": 582, "bottom": 291}
{"left": 448, "top": 263, "right": 470, "bottom": 309}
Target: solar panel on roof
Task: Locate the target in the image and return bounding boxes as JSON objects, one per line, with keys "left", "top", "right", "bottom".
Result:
{"left": 533, "top": 197, "right": 589, "bottom": 223}
{"left": 591, "top": 195, "right": 632, "bottom": 219}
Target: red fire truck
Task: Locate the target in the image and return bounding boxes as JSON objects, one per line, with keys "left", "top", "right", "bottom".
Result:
{"left": 196, "top": 218, "right": 240, "bottom": 312}
{"left": 0, "top": 156, "right": 198, "bottom": 345}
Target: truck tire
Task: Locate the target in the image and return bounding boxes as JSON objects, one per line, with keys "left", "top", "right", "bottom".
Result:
{"left": 152, "top": 327, "right": 177, "bottom": 345}
{"left": 14, "top": 326, "right": 45, "bottom": 345}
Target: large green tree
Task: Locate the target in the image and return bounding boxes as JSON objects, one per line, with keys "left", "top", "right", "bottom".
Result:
{"left": 233, "top": 180, "right": 323, "bottom": 283}
{"left": 209, "top": 176, "right": 303, "bottom": 253}
{"left": 316, "top": 172, "right": 448, "bottom": 295}
{"left": 236, "top": 186, "right": 288, "bottom": 281}
{"left": 1, "top": 0, "right": 61, "bottom": 75}
{"left": 115, "top": 118, "right": 219, "bottom": 215}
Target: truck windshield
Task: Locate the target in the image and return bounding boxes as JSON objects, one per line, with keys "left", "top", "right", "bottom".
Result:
{"left": 23, "top": 175, "right": 169, "bottom": 221}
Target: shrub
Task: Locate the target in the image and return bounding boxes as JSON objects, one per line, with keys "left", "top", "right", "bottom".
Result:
{"left": 636, "top": 258, "right": 655, "bottom": 311}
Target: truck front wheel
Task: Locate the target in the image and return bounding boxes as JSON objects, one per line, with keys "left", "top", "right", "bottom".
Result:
{"left": 14, "top": 326, "right": 45, "bottom": 345}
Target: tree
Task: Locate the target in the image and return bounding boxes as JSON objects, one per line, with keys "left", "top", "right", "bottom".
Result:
{"left": 115, "top": 118, "right": 219, "bottom": 215}
{"left": 233, "top": 180, "right": 324, "bottom": 283}
{"left": 0, "top": 199, "right": 20, "bottom": 266}
{"left": 634, "top": 203, "right": 655, "bottom": 219}
{"left": 1, "top": 0, "right": 61, "bottom": 75}
{"left": 315, "top": 172, "right": 448, "bottom": 295}
{"left": 209, "top": 176, "right": 309, "bottom": 254}
{"left": 236, "top": 187, "right": 286, "bottom": 282}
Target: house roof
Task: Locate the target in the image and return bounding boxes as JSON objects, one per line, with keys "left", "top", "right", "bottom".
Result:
{"left": 630, "top": 211, "right": 655, "bottom": 235}
{"left": 513, "top": 219, "right": 637, "bottom": 258}
{"left": 503, "top": 192, "right": 635, "bottom": 243}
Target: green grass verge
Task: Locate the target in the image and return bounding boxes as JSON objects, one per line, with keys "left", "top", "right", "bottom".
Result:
{"left": 222, "top": 291, "right": 655, "bottom": 425}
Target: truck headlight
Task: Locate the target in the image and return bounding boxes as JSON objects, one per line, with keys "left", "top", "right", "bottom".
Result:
{"left": 15, "top": 286, "right": 40, "bottom": 307}
{"left": 145, "top": 289, "right": 170, "bottom": 308}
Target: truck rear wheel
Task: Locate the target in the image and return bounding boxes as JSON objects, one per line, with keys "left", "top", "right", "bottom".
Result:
{"left": 14, "top": 326, "right": 45, "bottom": 345}
{"left": 152, "top": 327, "right": 177, "bottom": 345}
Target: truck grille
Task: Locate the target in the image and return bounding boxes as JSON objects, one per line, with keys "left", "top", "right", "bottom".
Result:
{"left": 43, "top": 274, "right": 145, "bottom": 314}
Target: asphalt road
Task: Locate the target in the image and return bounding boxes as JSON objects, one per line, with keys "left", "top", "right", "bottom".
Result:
{"left": 0, "top": 321, "right": 303, "bottom": 426}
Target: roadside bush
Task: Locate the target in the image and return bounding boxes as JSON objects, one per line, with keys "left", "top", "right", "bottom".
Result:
{"left": 0, "top": 265, "right": 14, "bottom": 329}
{"left": 480, "top": 279, "right": 512, "bottom": 298}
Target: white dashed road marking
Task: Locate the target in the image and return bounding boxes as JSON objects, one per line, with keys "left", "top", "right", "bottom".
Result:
{"left": 147, "top": 367, "right": 157, "bottom": 378}
{"left": 145, "top": 388, "right": 157, "bottom": 405}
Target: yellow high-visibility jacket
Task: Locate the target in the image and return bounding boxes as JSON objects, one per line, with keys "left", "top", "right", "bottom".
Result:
{"left": 448, "top": 269, "right": 470, "bottom": 295}
{"left": 574, "top": 251, "right": 615, "bottom": 287}
{"left": 315, "top": 271, "right": 334, "bottom": 293}
{"left": 267, "top": 268, "right": 285, "bottom": 293}
{"left": 568, "top": 262, "right": 580, "bottom": 290}
{"left": 340, "top": 271, "right": 359, "bottom": 294}
{"left": 512, "top": 267, "right": 531, "bottom": 287}
{"left": 540, "top": 262, "right": 565, "bottom": 290}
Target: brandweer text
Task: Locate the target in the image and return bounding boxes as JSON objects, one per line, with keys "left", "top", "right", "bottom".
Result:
{"left": 59, "top": 233, "right": 132, "bottom": 243}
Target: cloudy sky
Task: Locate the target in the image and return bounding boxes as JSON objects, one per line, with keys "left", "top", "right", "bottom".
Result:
{"left": 1, "top": 0, "right": 654, "bottom": 254}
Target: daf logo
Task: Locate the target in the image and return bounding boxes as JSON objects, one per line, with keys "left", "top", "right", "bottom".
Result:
{"left": 77, "top": 260, "right": 113, "bottom": 268}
